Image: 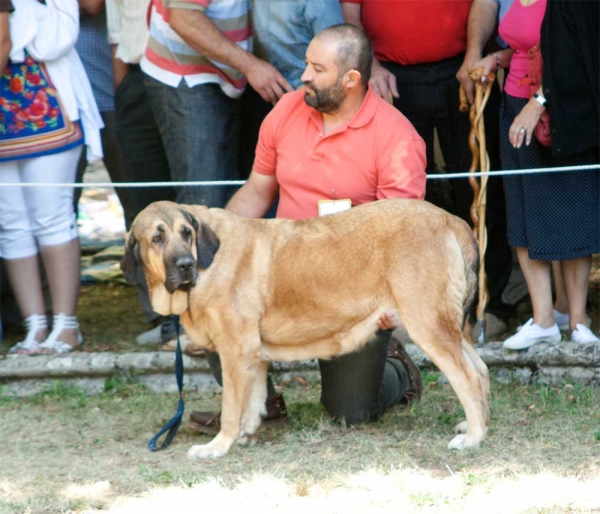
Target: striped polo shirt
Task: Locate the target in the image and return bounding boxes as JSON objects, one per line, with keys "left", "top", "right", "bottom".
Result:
{"left": 140, "top": 0, "right": 251, "bottom": 98}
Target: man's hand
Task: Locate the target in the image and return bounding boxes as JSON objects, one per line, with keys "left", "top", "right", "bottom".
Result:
{"left": 457, "top": 0, "right": 501, "bottom": 104}
{"left": 369, "top": 59, "right": 398, "bottom": 102}
{"left": 245, "top": 58, "right": 292, "bottom": 104}
{"left": 170, "top": 9, "right": 291, "bottom": 104}
{"left": 111, "top": 46, "right": 129, "bottom": 90}
{"left": 456, "top": 53, "right": 480, "bottom": 105}
{"left": 378, "top": 309, "right": 402, "bottom": 330}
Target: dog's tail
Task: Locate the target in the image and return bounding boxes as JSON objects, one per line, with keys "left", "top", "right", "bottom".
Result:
{"left": 456, "top": 223, "right": 480, "bottom": 333}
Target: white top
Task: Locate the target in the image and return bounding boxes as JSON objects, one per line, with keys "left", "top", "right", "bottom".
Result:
{"left": 106, "top": 0, "right": 151, "bottom": 64}
{"left": 9, "top": 0, "right": 104, "bottom": 161}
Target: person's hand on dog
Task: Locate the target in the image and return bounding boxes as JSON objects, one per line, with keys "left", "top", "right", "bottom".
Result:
{"left": 378, "top": 309, "right": 401, "bottom": 330}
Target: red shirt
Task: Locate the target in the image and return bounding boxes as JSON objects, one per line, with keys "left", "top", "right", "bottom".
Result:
{"left": 253, "top": 89, "right": 426, "bottom": 220}
{"left": 341, "top": 0, "right": 472, "bottom": 65}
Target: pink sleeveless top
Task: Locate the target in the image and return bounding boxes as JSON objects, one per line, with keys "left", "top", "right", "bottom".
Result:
{"left": 499, "top": 0, "right": 547, "bottom": 98}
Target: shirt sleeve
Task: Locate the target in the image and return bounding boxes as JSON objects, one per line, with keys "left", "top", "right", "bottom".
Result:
{"left": 376, "top": 137, "right": 427, "bottom": 200}
{"left": 106, "top": 0, "right": 122, "bottom": 45}
{"left": 252, "top": 107, "right": 280, "bottom": 177}
{"left": 305, "top": 0, "right": 345, "bottom": 35}
{"left": 26, "top": 0, "right": 80, "bottom": 62}
{"left": 167, "top": 0, "right": 208, "bottom": 11}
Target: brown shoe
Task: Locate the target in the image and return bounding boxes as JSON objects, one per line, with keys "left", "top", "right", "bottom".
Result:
{"left": 189, "top": 393, "right": 288, "bottom": 434}
{"left": 387, "top": 338, "right": 423, "bottom": 407}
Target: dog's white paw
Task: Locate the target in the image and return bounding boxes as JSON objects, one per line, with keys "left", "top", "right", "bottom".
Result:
{"left": 236, "top": 434, "right": 259, "bottom": 447}
{"left": 453, "top": 421, "right": 468, "bottom": 435}
{"left": 447, "top": 433, "right": 482, "bottom": 451}
{"left": 241, "top": 414, "right": 262, "bottom": 437}
{"left": 447, "top": 434, "right": 466, "bottom": 450}
{"left": 187, "top": 441, "right": 229, "bottom": 460}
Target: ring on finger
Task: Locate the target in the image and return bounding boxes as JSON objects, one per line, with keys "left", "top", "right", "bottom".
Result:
{"left": 519, "top": 127, "right": 526, "bottom": 134}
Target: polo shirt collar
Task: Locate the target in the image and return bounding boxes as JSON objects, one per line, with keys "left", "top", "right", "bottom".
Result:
{"left": 308, "top": 86, "right": 379, "bottom": 132}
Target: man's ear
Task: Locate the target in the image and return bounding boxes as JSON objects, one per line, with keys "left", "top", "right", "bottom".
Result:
{"left": 120, "top": 233, "right": 141, "bottom": 284}
{"left": 197, "top": 222, "right": 220, "bottom": 269}
{"left": 344, "top": 69, "right": 362, "bottom": 89}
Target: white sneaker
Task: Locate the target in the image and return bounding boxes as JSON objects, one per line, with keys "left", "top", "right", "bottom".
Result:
{"left": 571, "top": 324, "right": 600, "bottom": 344}
{"left": 136, "top": 325, "right": 162, "bottom": 345}
{"left": 553, "top": 309, "right": 569, "bottom": 331}
{"left": 503, "top": 319, "right": 561, "bottom": 350}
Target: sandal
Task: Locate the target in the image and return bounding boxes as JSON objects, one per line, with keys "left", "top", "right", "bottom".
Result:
{"left": 8, "top": 314, "right": 47, "bottom": 355}
{"left": 36, "top": 313, "right": 83, "bottom": 355}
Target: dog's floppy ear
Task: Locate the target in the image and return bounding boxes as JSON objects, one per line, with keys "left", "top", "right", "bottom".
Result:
{"left": 197, "top": 222, "right": 220, "bottom": 269}
{"left": 181, "top": 207, "right": 220, "bottom": 269}
{"left": 120, "top": 233, "right": 141, "bottom": 284}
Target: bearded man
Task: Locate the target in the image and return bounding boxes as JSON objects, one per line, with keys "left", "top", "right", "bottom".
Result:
{"left": 190, "top": 24, "right": 427, "bottom": 431}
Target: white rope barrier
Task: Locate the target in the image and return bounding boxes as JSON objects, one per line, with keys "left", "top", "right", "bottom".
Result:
{"left": 0, "top": 163, "right": 598, "bottom": 188}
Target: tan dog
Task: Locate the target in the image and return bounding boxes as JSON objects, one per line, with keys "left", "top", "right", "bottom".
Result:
{"left": 122, "top": 199, "right": 490, "bottom": 459}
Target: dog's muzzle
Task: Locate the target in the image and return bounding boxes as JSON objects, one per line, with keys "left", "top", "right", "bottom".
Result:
{"left": 165, "top": 253, "right": 198, "bottom": 294}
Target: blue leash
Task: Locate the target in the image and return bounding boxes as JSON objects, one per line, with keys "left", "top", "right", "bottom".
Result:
{"left": 148, "top": 315, "right": 185, "bottom": 451}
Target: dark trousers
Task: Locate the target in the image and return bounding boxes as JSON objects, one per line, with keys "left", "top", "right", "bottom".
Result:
{"left": 382, "top": 55, "right": 512, "bottom": 319}
{"left": 114, "top": 68, "right": 176, "bottom": 333}
{"left": 143, "top": 75, "right": 242, "bottom": 208}
{"left": 204, "top": 329, "right": 409, "bottom": 425}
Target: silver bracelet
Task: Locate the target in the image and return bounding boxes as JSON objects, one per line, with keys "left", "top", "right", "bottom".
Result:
{"left": 488, "top": 52, "right": 500, "bottom": 71}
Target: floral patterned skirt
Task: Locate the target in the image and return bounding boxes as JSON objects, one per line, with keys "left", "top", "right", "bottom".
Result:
{"left": 0, "top": 53, "right": 83, "bottom": 162}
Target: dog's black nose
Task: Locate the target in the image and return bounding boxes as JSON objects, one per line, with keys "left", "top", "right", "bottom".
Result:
{"left": 176, "top": 255, "right": 195, "bottom": 274}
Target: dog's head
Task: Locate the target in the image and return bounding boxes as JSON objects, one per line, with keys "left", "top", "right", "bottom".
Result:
{"left": 120, "top": 201, "right": 220, "bottom": 315}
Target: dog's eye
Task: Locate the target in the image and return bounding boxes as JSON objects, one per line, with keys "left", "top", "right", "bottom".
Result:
{"left": 181, "top": 226, "right": 192, "bottom": 240}
{"left": 152, "top": 233, "right": 163, "bottom": 243}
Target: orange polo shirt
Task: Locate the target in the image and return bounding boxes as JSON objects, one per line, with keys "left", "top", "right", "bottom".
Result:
{"left": 253, "top": 88, "right": 426, "bottom": 220}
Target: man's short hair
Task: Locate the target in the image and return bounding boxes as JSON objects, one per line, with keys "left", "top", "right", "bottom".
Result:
{"left": 317, "top": 24, "right": 373, "bottom": 86}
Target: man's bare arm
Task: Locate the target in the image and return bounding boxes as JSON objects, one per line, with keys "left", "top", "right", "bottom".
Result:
{"left": 456, "top": 0, "right": 499, "bottom": 103}
{"left": 341, "top": 2, "right": 398, "bottom": 101}
{"left": 225, "top": 171, "right": 279, "bottom": 218}
{"left": 78, "top": 0, "right": 105, "bottom": 15}
{"left": 111, "top": 45, "right": 129, "bottom": 90}
{"left": 0, "top": 13, "right": 11, "bottom": 73}
{"left": 170, "top": 9, "right": 292, "bottom": 104}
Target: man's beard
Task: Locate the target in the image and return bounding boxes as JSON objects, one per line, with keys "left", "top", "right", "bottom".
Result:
{"left": 303, "top": 77, "right": 345, "bottom": 114}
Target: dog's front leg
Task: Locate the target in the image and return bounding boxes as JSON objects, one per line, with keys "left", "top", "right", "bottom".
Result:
{"left": 187, "top": 347, "right": 259, "bottom": 460}
{"left": 238, "top": 360, "right": 269, "bottom": 446}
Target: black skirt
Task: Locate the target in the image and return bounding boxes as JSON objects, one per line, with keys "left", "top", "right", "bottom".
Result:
{"left": 500, "top": 93, "right": 600, "bottom": 261}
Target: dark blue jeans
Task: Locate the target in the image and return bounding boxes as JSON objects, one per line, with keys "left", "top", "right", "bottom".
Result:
{"left": 115, "top": 67, "right": 175, "bottom": 330}
{"left": 382, "top": 54, "right": 512, "bottom": 319}
{"left": 144, "top": 75, "right": 242, "bottom": 208}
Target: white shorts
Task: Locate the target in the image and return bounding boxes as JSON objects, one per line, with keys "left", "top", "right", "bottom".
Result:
{"left": 0, "top": 146, "right": 82, "bottom": 259}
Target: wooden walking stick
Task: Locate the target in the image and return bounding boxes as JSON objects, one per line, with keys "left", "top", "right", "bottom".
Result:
{"left": 459, "top": 68, "right": 495, "bottom": 344}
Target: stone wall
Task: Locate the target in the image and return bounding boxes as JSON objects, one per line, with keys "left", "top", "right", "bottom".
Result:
{"left": 1, "top": 340, "right": 598, "bottom": 397}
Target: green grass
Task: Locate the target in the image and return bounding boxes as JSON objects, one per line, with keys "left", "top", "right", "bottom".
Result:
{"left": 0, "top": 376, "right": 598, "bottom": 513}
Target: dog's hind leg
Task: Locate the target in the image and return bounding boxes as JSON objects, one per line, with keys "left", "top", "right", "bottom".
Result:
{"left": 460, "top": 340, "right": 490, "bottom": 428}
{"left": 425, "top": 337, "right": 488, "bottom": 450}
{"left": 402, "top": 310, "right": 489, "bottom": 450}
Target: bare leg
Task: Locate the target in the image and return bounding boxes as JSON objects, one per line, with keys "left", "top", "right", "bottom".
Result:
{"left": 4, "top": 255, "right": 47, "bottom": 342}
{"left": 516, "top": 247, "right": 554, "bottom": 328}
{"left": 560, "top": 256, "right": 592, "bottom": 330}
{"left": 552, "top": 261, "right": 569, "bottom": 314}
{"left": 39, "top": 239, "right": 80, "bottom": 346}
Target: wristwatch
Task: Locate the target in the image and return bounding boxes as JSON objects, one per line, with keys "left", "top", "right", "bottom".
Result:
{"left": 533, "top": 92, "right": 547, "bottom": 107}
